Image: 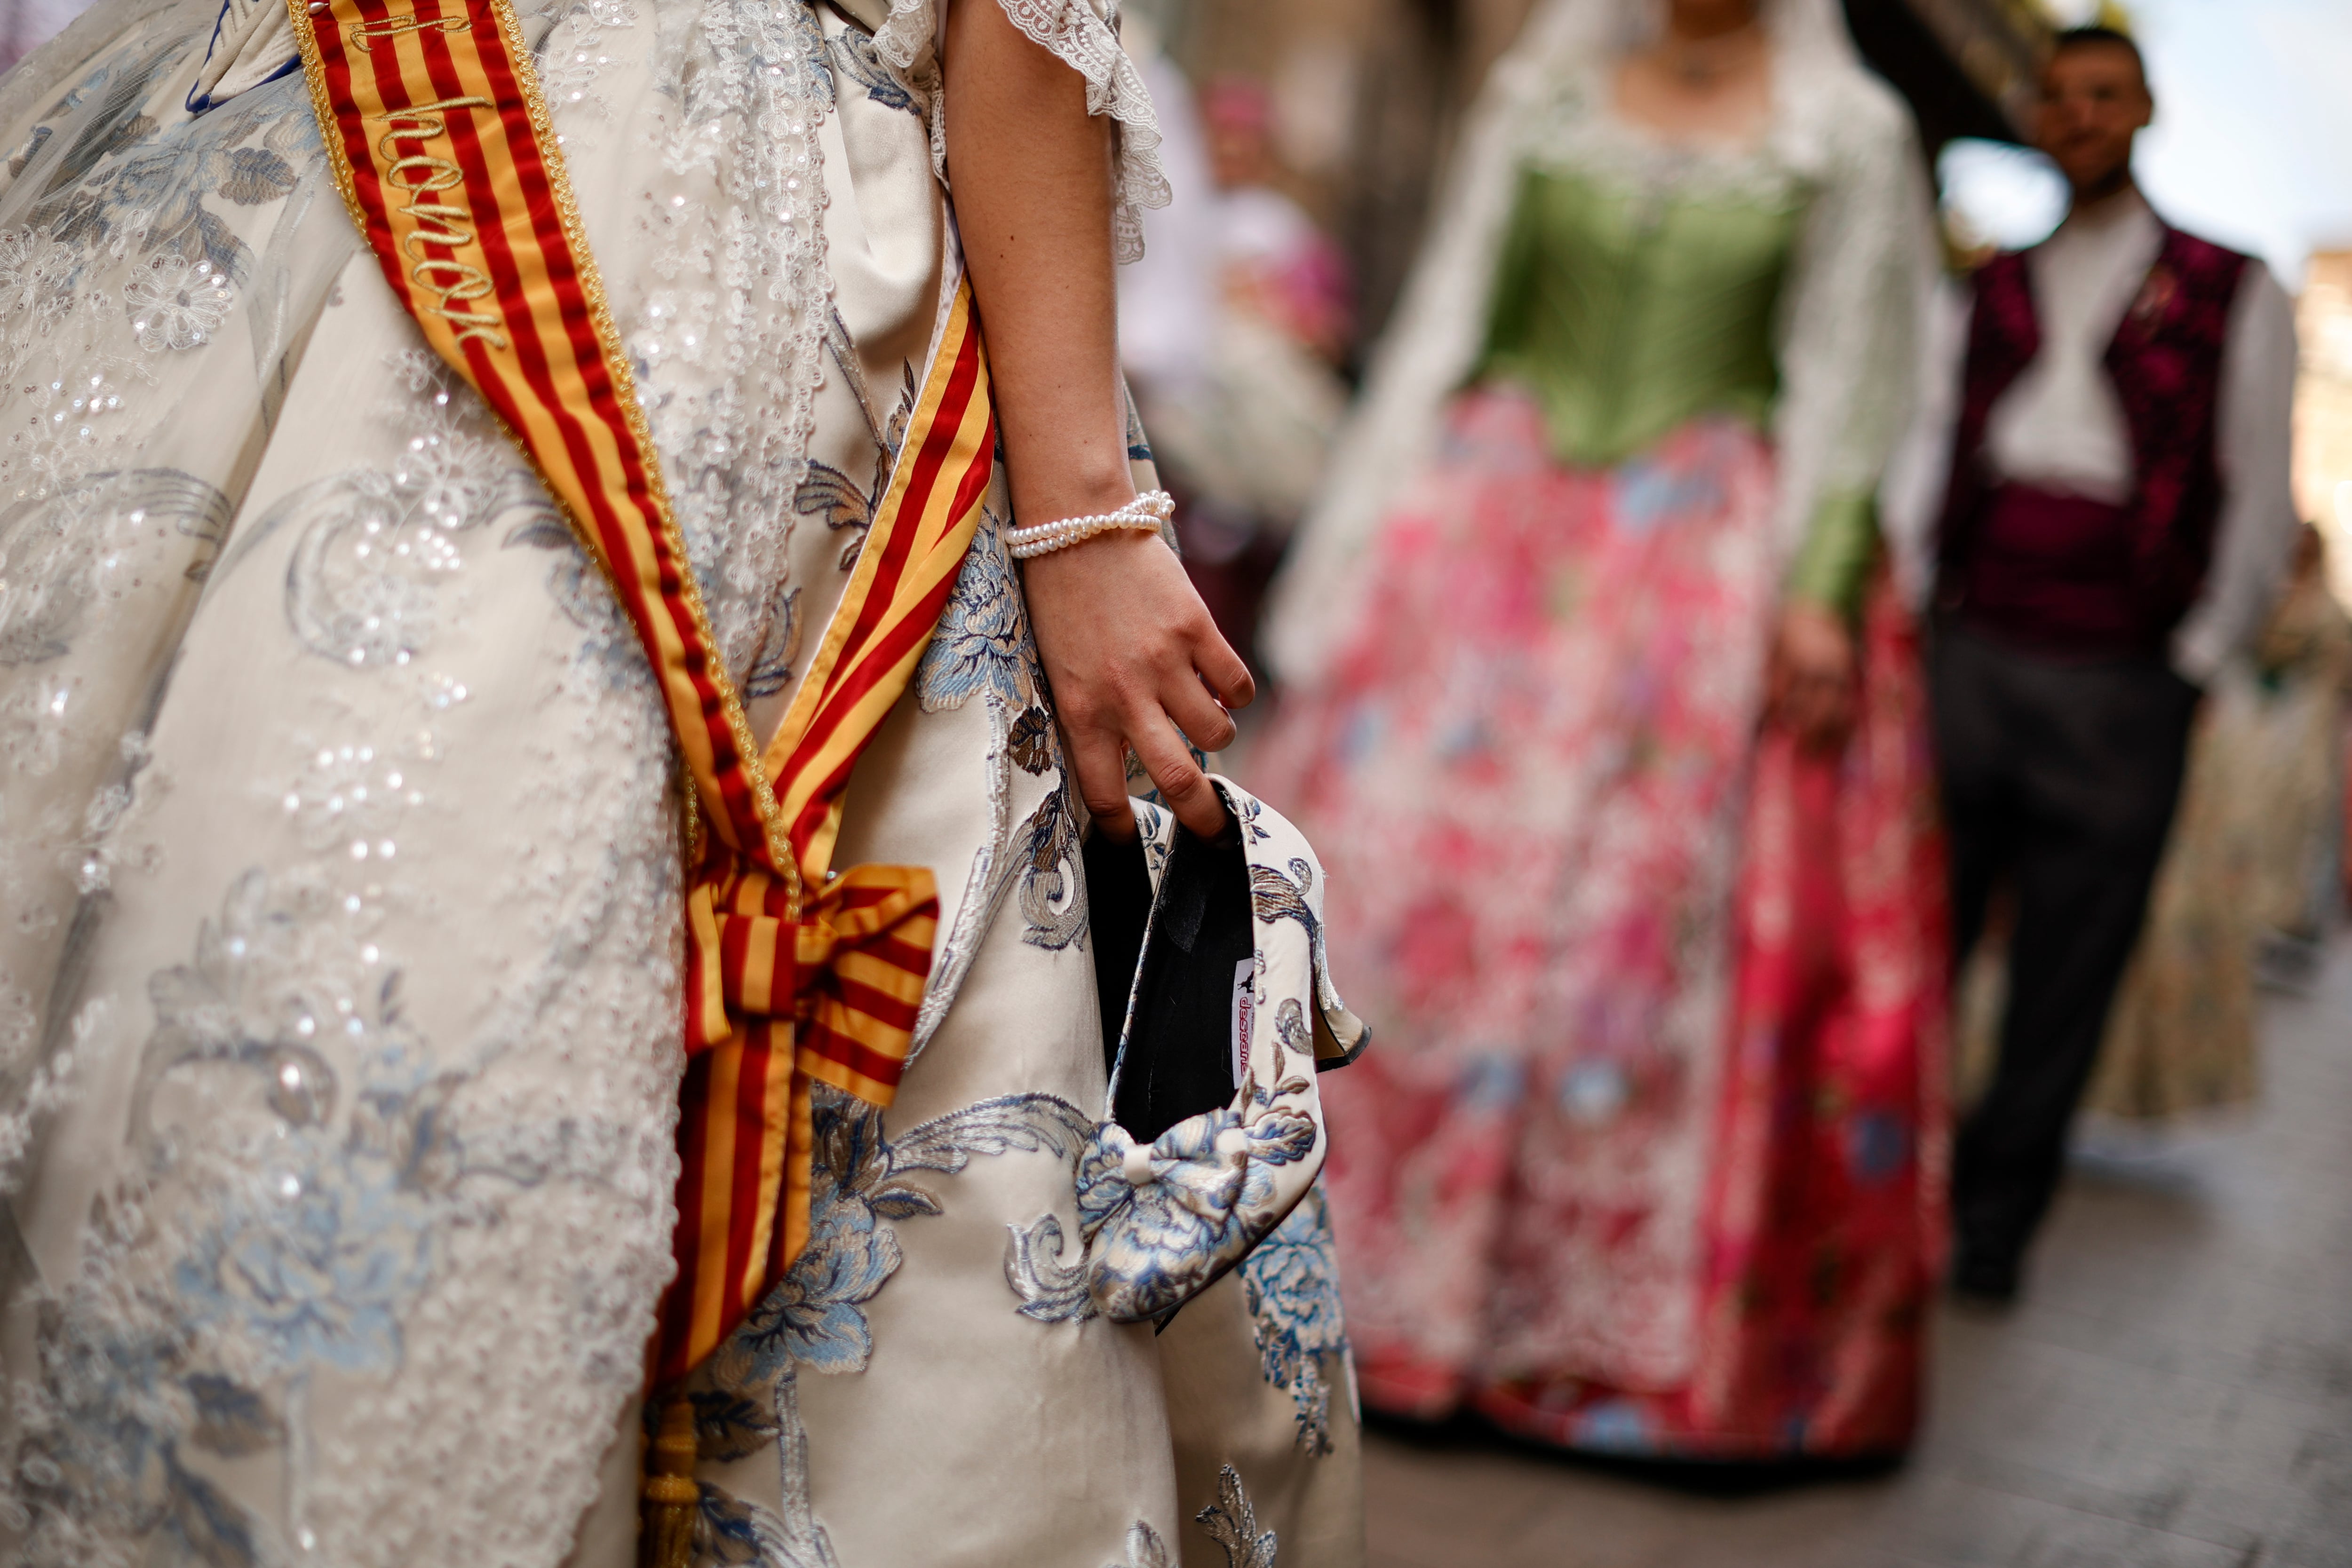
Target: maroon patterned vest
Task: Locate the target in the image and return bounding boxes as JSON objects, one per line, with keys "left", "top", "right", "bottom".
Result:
{"left": 1935, "top": 220, "right": 2249, "bottom": 654}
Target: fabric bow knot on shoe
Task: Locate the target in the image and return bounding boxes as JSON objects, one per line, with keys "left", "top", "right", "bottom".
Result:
{"left": 1074, "top": 777, "right": 1366, "bottom": 1325}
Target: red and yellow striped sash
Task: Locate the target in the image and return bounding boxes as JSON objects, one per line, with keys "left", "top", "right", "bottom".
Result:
{"left": 290, "top": 0, "right": 994, "bottom": 1383}
{"left": 667, "top": 303, "right": 993, "bottom": 1378}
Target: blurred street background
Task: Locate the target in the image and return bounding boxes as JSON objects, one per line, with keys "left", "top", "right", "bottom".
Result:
{"left": 1358, "top": 940, "right": 2352, "bottom": 1567}
{"left": 1124, "top": 1, "right": 2352, "bottom": 1561}
{"left": 1118, "top": 0, "right": 2352, "bottom": 511}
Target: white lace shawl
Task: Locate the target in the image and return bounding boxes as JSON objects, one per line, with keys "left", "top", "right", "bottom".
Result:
{"left": 0, "top": 0, "right": 1173, "bottom": 265}
{"left": 1263, "top": 0, "right": 1934, "bottom": 683}
{"left": 866, "top": 0, "right": 1171, "bottom": 263}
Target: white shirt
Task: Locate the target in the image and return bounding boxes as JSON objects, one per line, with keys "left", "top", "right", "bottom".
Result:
{"left": 1985, "top": 191, "right": 2167, "bottom": 504}
{"left": 1895, "top": 188, "right": 2301, "bottom": 682}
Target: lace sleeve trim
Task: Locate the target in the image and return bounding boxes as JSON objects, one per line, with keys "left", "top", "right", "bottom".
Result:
{"left": 873, "top": 0, "right": 1170, "bottom": 263}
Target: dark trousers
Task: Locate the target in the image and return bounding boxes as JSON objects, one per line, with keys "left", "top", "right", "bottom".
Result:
{"left": 1930, "top": 621, "right": 2201, "bottom": 1269}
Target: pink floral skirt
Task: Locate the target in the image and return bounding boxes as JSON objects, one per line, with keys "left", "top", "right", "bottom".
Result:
{"left": 1249, "top": 389, "right": 1948, "bottom": 1457}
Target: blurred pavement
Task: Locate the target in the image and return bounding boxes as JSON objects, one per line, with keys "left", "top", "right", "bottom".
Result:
{"left": 1360, "top": 940, "right": 2352, "bottom": 1568}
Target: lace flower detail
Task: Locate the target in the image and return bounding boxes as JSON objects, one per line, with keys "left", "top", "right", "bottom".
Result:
{"left": 125, "top": 254, "right": 236, "bottom": 351}
{"left": 0, "top": 229, "right": 76, "bottom": 321}
{"left": 874, "top": 0, "right": 1169, "bottom": 262}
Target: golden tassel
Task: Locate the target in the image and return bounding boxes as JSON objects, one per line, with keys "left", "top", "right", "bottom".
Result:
{"left": 639, "top": 1397, "right": 699, "bottom": 1568}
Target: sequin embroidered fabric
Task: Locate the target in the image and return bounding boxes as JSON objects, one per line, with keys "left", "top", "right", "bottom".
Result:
{"left": 0, "top": 1, "right": 1347, "bottom": 1563}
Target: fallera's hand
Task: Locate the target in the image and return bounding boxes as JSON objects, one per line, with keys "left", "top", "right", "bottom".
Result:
{"left": 1769, "top": 600, "right": 1859, "bottom": 751}
{"left": 1021, "top": 530, "right": 1254, "bottom": 841}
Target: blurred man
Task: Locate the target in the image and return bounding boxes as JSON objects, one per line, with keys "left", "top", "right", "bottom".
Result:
{"left": 1930, "top": 26, "right": 2297, "bottom": 1302}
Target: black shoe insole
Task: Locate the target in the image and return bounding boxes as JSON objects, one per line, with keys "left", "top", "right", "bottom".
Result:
{"left": 1084, "top": 822, "right": 1251, "bottom": 1146}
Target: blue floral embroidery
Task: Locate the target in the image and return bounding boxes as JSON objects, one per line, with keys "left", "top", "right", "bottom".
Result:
{"left": 24, "top": 64, "right": 321, "bottom": 290}
{"left": 135, "top": 875, "right": 569, "bottom": 1377}
{"left": 1239, "top": 1183, "right": 1351, "bottom": 1456}
{"left": 505, "top": 510, "right": 659, "bottom": 688}
{"left": 1003, "top": 1211, "right": 1092, "bottom": 1322}
{"left": 1075, "top": 1092, "right": 1317, "bottom": 1324}
{"left": 1013, "top": 774, "right": 1087, "bottom": 951}
{"left": 696, "top": 1482, "right": 808, "bottom": 1566}
{"left": 1248, "top": 857, "right": 1321, "bottom": 947}
{"left": 914, "top": 510, "right": 1036, "bottom": 713}
{"left": 796, "top": 457, "right": 880, "bottom": 573}
{"left": 10, "top": 867, "right": 612, "bottom": 1564}
{"left": 726, "top": 1096, "right": 908, "bottom": 1380}
{"left": 172, "top": 1133, "right": 438, "bottom": 1377}
{"left": 825, "top": 29, "right": 915, "bottom": 112}
{"left": 914, "top": 513, "right": 1083, "bottom": 950}
{"left": 1246, "top": 858, "right": 1363, "bottom": 1074}
{"left": 686, "top": 1088, "right": 1097, "bottom": 1567}
{"left": 9, "top": 38, "right": 186, "bottom": 193}
{"left": 8, "top": 1284, "right": 270, "bottom": 1568}
{"left": 1137, "top": 800, "right": 1176, "bottom": 884}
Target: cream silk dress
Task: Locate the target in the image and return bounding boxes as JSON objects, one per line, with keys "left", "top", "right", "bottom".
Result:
{"left": 0, "top": 0, "right": 1363, "bottom": 1561}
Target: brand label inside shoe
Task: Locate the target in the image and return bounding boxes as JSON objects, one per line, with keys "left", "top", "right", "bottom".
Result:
{"left": 1231, "top": 958, "right": 1256, "bottom": 1089}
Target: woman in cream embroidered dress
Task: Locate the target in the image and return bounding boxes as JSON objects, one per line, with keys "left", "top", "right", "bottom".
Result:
{"left": 1252, "top": 0, "right": 1946, "bottom": 1457}
{"left": 0, "top": 0, "right": 1363, "bottom": 1560}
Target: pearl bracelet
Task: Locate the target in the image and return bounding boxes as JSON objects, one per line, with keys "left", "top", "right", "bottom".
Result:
{"left": 1005, "top": 490, "right": 1176, "bottom": 561}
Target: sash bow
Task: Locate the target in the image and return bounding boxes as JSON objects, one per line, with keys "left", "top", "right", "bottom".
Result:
{"left": 290, "top": 0, "right": 993, "bottom": 1393}
{"left": 686, "top": 860, "right": 937, "bottom": 1100}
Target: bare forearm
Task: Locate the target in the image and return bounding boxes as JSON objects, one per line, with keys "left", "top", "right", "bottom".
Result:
{"left": 942, "top": 0, "right": 1132, "bottom": 523}
{"left": 935, "top": 0, "right": 1248, "bottom": 839}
